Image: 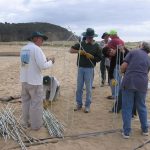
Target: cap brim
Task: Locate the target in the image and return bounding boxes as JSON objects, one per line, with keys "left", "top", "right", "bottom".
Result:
{"left": 27, "top": 35, "right": 48, "bottom": 41}
{"left": 82, "top": 32, "right": 86, "bottom": 37}
{"left": 82, "top": 32, "right": 98, "bottom": 37}
{"left": 42, "top": 35, "right": 48, "bottom": 41}
{"left": 93, "top": 34, "right": 98, "bottom": 37}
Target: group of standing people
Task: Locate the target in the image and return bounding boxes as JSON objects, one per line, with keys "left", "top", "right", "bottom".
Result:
{"left": 20, "top": 28, "right": 150, "bottom": 140}
{"left": 70, "top": 27, "right": 150, "bottom": 139}
{"left": 101, "top": 30, "right": 150, "bottom": 138}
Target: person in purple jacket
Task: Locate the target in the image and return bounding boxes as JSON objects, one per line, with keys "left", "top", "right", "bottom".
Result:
{"left": 121, "top": 41, "right": 150, "bottom": 139}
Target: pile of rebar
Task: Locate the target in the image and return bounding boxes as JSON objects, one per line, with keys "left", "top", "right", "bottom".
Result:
{"left": 0, "top": 104, "right": 65, "bottom": 149}
{"left": 43, "top": 109, "right": 65, "bottom": 137}
{"left": 0, "top": 104, "right": 32, "bottom": 150}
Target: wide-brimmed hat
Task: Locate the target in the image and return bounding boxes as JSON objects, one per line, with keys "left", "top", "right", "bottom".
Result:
{"left": 101, "top": 32, "right": 109, "bottom": 39}
{"left": 27, "top": 31, "right": 48, "bottom": 41}
{"left": 82, "top": 28, "right": 98, "bottom": 37}
{"left": 109, "top": 30, "right": 117, "bottom": 35}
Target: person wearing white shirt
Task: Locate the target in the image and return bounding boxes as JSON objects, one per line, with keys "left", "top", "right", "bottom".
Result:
{"left": 20, "top": 31, "right": 55, "bottom": 130}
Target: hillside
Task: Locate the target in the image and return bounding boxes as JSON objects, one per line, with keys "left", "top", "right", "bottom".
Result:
{"left": 0, "top": 22, "right": 75, "bottom": 42}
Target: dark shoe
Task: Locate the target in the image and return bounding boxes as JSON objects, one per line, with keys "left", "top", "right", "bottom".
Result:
{"left": 106, "top": 96, "right": 114, "bottom": 99}
{"left": 122, "top": 132, "right": 130, "bottom": 139}
{"left": 142, "top": 132, "right": 149, "bottom": 136}
{"left": 74, "top": 105, "right": 82, "bottom": 111}
{"left": 142, "top": 129, "right": 149, "bottom": 136}
{"left": 84, "top": 107, "right": 90, "bottom": 113}
{"left": 108, "top": 110, "right": 114, "bottom": 113}
{"left": 92, "top": 86, "right": 95, "bottom": 89}
{"left": 102, "top": 80, "right": 105, "bottom": 85}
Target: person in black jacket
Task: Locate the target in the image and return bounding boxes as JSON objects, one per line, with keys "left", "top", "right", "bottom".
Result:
{"left": 103, "top": 46, "right": 128, "bottom": 98}
{"left": 102, "top": 46, "right": 136, "bottom": 116}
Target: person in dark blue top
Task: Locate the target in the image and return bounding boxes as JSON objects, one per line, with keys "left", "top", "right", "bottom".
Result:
{"left": 121, "top": 42, "right": 150, "bottom": 139}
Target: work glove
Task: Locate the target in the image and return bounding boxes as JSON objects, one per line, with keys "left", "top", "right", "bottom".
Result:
{"left": 85, "top": 53, "right": 94, "bottom": 59}
{"left": 79, "top": 50, "right": 86, "bottom": 56}
{"left": 111, "top": 79, "right": 118, "bottom": 86}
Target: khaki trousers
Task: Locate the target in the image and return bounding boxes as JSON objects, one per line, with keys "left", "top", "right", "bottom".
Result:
{"left": 21, "top": 82, "right": 43, "bottom": 130}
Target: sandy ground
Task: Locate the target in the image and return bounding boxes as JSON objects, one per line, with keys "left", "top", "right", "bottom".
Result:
{"left": 0, "top": 43, "right": 150, "bottom": 150}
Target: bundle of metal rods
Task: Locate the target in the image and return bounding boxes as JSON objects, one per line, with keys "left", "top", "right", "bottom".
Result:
{"left": 43, "top": 109, "right": 65, "bottom": 137}
{"left": 0, "top": 104, "right": 65, "bottom": 149}
{"left": 0, "top": 104, "right": 32, "bottom": 150}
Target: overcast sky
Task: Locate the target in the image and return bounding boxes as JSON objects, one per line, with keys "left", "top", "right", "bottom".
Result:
{"left": 0, "top": 0, "right": 150, "bottom": 42}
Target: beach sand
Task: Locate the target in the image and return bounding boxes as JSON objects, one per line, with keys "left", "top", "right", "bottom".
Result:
{"left": 0, "top": 44, "right": 150, "bottom": 150}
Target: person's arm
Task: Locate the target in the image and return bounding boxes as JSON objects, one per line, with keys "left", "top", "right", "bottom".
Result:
{"left": 120, "top": 51, "right": 132, "bottom": 73}
{"left": 69, "top": 43, "right": 94, "bottom": 60}
{"left": 35, "top": 47, "right": 53, "bottom": 70}
{"left": 94, "top": 45, "right": 102, "bottom": 62}
{"left": 120, "top": 62, "right": 128, "bottom": 73}
{"left": 69, "top": 43, "right": 80, "bottom": 53}
{"left": 69, "top": 47, "right": 79, "bottom": 53}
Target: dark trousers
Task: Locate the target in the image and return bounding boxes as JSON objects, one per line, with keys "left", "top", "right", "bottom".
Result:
{"left": 100, "top": 57, "right": 109, "bottom": 84}
{"left": 112, "top": 89, "right": 137, "bottom": 117}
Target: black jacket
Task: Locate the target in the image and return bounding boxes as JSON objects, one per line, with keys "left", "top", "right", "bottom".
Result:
{"left": 109, "top": 48, "right": 129, "bottom": 79}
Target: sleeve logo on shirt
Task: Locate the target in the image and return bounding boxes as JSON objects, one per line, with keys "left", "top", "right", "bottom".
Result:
{"left": 21, "top": 49, "right": 30, "bottom": 65}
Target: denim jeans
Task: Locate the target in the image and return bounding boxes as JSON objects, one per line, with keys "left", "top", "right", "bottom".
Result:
{"left": 110, "top": 65, "right": 122, "bottom": 98}
{"left": 76, "top": 67, "right": 94, "bottom": 108}
{"left": 122, "top": 89, "right": 148, "bottom": 134}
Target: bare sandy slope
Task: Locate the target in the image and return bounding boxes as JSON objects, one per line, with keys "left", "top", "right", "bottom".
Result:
{"left": 0, "top": 44, "right": 150, "bottom": 150}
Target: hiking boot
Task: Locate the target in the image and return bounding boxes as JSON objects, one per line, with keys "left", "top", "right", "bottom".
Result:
{"left": 84, "top": 107, "right": 90, "bottom": 113}
{"left": 122, "top": 132, "right": 130, "bottom": 139}
{"left": 74, "top": 105, "right": 82, "bottom": 111}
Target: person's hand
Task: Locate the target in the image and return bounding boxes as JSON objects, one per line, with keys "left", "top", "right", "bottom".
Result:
{"left": 85, "top": 53, "right": 94, "bottom": 59}
{"left": 50, "top": 57, "right": 55, "bottom": 64}
{"left": 79, "top": 50, "right": 86, "bottom": 56}
{"left": 111, "top": 79, "right": 118, "bottom": 86}
{"left": 47, "top": 57, "right": 55, "bottom": 64}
